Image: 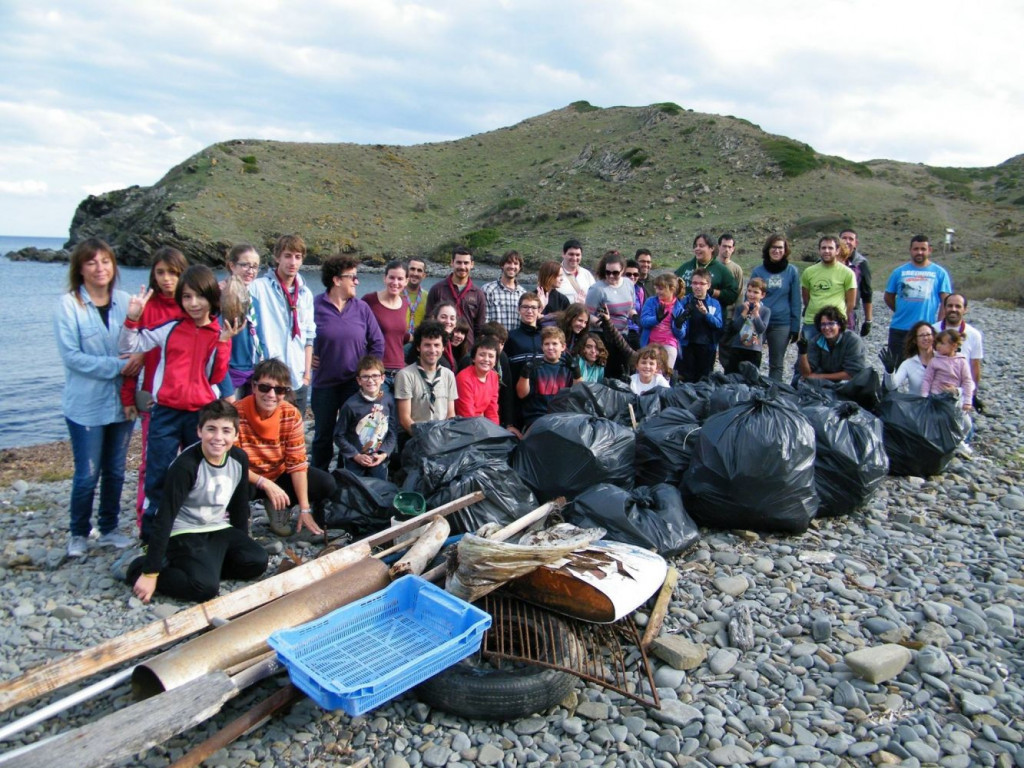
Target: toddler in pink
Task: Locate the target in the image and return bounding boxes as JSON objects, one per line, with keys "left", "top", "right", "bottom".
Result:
{"left": 921, "top": 329, "right": 974, "bottom": 410}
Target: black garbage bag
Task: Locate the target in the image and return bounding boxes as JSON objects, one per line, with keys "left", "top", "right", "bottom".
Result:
{"left": 401, "top": 416, "right": 517, "bottom": 473}
{"left": 423, "top": 448, "right": 539, "bottom": 534}
{"left": 321, "top": 469, "right": 400, "bottom": 534}
{"left": 795, "top": 378, "right": 839, "bottom": 408}
{"left": 835, "top": 367, "right": 882, "bottom": 411}
{"left": 566, "top": 483, "right": 699, "bottom": 556}
{"left": 549, "top": 381, "right": 661, "bottom": 427}
{"left": 794, "top": 368, "right": 882, "bottom": 412}
{"left": 657, "top": 382, "right": 714, "bottom": 420}
{"left": 682, "top": 392, "right": 819, "bottom": 533}
{"left": 635, "top": 407, "right": 702, "bottom": 487}
{"left": 876, "top": 391, "right": 970, "bottom": 476}
{"left": 707, "top": 383, "right": 757, "bottom": 415}
{"left": 802, "top": 401, "right": 888, "bottom": 516}
{"left": 512, "top": 413, "right": 636, "bottom": 502}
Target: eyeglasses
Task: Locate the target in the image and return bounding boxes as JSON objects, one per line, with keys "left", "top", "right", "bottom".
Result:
{"left": 624, "top": 272, "right": 639, "bottom": 279}
{"left": 770, "top": 245, "right": 786, "bottom": 251}
{"left": 605, "top": 270, "right": 621, "bottom": 277}
{"left": 916, "top": 332, "right": 934, "bottom": 339}
{"left": 819, "top": 321, "right": 840, "bottom": 328}
{"left": 520, "top": 305, "right": 540, "bottom": 312}
{"left": 256, "top": 383, "right": 292, "bottom": 395}
{"left": 358, "top": 373, "right": 382, "bottom": 381}
{"left": 338, "top": 274, "right": 359, "bottom": 281}
{"left": 235, "top": 263, "right": 260, "bottom": 272}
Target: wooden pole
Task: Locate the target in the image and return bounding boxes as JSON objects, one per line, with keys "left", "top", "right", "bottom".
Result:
{"left": 389, "top": 516, "right": 450, "bottom": 578}
{"left": 641, "top": 567, "right": 679, "bottom": 650}
{"left": 0, "top": 491, "right": 484, "bottom": 715}
{"left": 166, "top": 685, "right": 302, "bottom": 768}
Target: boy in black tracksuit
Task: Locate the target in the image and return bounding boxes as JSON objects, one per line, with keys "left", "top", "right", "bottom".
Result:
{"left": 125, "top": 400, "right": 268, "bottom": 603}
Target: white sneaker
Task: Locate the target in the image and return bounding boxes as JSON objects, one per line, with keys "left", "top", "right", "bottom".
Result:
{"left": 98, "top": 531, "right": 134, "bottom": 549}
{"left": 67, "top": 536, "right": 89, "bottom": 558}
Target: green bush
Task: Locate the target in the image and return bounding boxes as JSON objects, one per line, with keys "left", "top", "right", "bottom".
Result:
{"left": 653, "top": 102, "right": 682, "bottom": 115}
{"left": 570, "top": 100, "right": 600, "bottom": 113}
{"left": 761, "top": 138, "right": 821, "bottom": 177}
{"left": 241, "top": 155, "right": 257, "bottom": 165}
{"left": 465, "top": 228, "right": 501, "bottom": 249}
{"left": 622, "top": 148, "right": 649, "bottom": 168}
{"left": 680, "top": 126, "right": 697, "bottom": 137}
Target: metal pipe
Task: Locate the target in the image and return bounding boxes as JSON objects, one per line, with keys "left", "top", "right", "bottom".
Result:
{"left": 0, "top": 666, "right": 134, "bottom": 744}
{"left": 132, "top": 557, "right": 390, "bottom": 698}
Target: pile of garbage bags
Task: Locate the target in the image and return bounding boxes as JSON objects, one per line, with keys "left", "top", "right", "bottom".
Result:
{"left": 320, "top": 363, "right": 969, "bottom": 544}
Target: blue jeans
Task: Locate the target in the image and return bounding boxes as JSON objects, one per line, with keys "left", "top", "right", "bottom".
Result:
{"left": 66, "top": 418, "right": 134, "bottom": 537}
{"left": 310, "top": 380, "right": 359, "bottom": 472}
{"left": 143, "top": 405, "right": 200, "bottom": 541}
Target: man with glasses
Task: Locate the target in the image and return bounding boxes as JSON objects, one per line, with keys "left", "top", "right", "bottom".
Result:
{"left": 623, "top": 260, "right": 644, "bottom": 349}
{"left": 394, "top": 320, "right": 458, "bottom": 436}
{"left": 800, "top": 236, "right": 856, "bottom": 343}
{"left": 236, "top": 358, "right": 335, "bottom": 537}
{"left": 794, "top": 306, "right": 867, "bottom": 385}
{"left": 483, "top": 250, "right": 526, "bottom": 331}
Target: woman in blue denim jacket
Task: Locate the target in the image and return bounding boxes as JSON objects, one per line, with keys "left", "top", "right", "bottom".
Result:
{"left": 54, "top": 238, "right": 141, "bottom": 558}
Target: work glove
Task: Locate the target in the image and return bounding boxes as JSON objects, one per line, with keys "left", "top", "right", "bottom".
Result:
{"left": 877, "top": 347, "right": 898, "bottom": 374}
{"left": 655, "top": 304, "right": 667, "bottom": 323}
{"left": 860, "top": 321, "right": 872, "bottom": 337}
{"left": 796, "top": 337, "right": 809, "bottom": 355}
{"left": 520, "top": 360, "right": 535, "bottom": 379}
{"left": 569, "top": 359, "right": 582, "bottom": 379}
{"left": 788, "top": 332, "right": 800, "bottom": 345}
{"left": 972, "top": 392, "right": 985, "bottom": 414}
{"left": 672, "top": 311, "right": 687, "bottom": 330}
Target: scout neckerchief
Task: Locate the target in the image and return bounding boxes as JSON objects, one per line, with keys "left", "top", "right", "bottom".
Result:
{"left": 275, "top": 271, "right": 301, "bottom": 339}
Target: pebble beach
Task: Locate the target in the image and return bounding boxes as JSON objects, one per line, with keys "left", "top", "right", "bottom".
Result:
{"left": 1, "top": 296, "right": 1022, "bottom": 768}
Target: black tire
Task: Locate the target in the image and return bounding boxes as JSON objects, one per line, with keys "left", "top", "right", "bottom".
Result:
{"left": 415, "top": 609, "right": 580, "bottom": 720}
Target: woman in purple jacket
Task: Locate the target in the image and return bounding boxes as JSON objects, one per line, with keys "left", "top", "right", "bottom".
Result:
{"left": 309, "top": 256, "right": 385, "bottom": 471}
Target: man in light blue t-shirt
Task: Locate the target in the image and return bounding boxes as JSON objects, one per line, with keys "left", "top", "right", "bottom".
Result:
{"left": 883, "top": 235, "right": 952, "bottom": 363}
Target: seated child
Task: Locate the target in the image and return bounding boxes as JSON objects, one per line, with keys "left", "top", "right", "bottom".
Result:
{"left": 921, "top": 329, "right": 975, "bottom": 410}
{"left": 575, "top": 333, "right": 608, "bottom": 383}
{"left": 679, "top": 268, "right": 724, "bottom": 382}
{"left": 630, "top": 345, "right": 671, "bottom": 394}
{"left": 124, "top": 400, "right": 268, "bottom": 604}
{"left": 516, "top": 327, "right": 582, "bottom": 429}
{"left": 455, "top": 337, "right": 501, "bottom": 425}
{"left": 724, "top": 277, "right": 772, "bottom": 375}
{"left": 335, "top": 356, "right": 398, "bottom": 479}
{"left": 640, "top": 273, "right": 686, "bottom": 370}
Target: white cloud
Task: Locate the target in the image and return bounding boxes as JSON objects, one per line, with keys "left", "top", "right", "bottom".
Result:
{"left": 0, "top": 0, "right": 1022, "bottom": 234}
{"left": 0, "top": 180, "right": 47, "bottom": 196}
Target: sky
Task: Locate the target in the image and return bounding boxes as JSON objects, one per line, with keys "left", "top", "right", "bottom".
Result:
{"left": 1, "top": 0, "right": 1021, "bottom": 237}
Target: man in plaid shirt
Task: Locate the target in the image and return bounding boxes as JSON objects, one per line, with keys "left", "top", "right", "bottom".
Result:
{"left": 483, "top": 250, "right": 526, "bottom": 331}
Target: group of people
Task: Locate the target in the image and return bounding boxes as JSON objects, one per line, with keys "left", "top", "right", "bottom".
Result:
{"left": 56, "top": 228, "right": 982, "bottom": 605}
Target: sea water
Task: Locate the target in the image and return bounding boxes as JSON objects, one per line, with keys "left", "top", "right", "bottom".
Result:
{"left": 0, "top": 238, "right": 436, "bottom": 449}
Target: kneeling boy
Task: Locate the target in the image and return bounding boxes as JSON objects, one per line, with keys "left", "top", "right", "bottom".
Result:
{"left": 125, "top": 400, "right": 268, "bottom": 603}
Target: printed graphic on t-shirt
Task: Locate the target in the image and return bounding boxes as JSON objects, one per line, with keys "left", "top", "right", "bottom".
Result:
{"left": 767, "top": 274, "right": 784, "bottom": 291}
{"left": 355, "top": 404, "right": 389, "bottom": 453}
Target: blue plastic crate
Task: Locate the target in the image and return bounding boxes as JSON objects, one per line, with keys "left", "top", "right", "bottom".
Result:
{"left": 268, "top": 575, "right": 491, "bottom": 715}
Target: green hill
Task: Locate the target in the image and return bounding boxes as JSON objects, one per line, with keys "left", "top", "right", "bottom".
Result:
{"left": 67, "top": 101, "right": 1024, "bottom": 303}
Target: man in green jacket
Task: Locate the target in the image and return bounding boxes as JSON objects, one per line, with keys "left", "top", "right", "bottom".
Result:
{"left": 675, "top": 233, "right": 739, "bottom": 308}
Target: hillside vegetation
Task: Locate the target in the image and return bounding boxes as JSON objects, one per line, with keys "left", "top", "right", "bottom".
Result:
{"left": 67, "top": 101, "right": 1024, "bottom": 303}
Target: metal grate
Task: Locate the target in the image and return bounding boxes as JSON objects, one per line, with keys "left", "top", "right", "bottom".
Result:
{"left": 478, "top": 592, "right": 660, "bottom": 709}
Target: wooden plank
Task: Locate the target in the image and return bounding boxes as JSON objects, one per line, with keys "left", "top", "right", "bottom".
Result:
{"left": 4, "top": 672, "right": 238, "bottom": 768}
{"left": 0, "top": 491, "right": 484, "bottom": 714}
